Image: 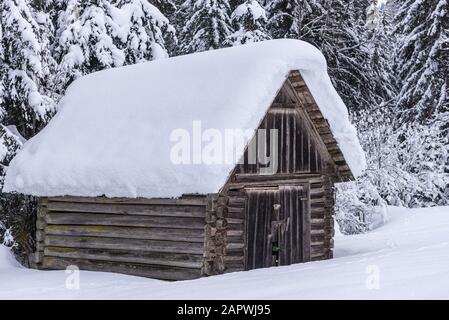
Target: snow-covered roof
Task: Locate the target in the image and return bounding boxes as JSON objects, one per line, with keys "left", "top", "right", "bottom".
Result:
{"left": 3, "top": 39, "right": 366, "bottom": 198}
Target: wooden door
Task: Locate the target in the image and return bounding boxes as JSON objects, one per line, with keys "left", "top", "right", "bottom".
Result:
{"left": 245, "top": 185, "right": 310, "bottom": 270}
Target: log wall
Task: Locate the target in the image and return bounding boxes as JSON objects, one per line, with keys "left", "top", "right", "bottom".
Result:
{"left": 35, "top": 196, "right": 207, "bottom": 281}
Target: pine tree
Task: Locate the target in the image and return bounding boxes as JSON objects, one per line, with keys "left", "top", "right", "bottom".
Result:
{"left": 0, "top": 0, "right": 55, "bottom": 263}
{"left": 226, "top": 0, "right": 270, "bottom": 45}
{"left": 176, "top": 0, "right": 233, "bottom": 54}
{"left": 393, "top": 0, "right": 449, "bottom": 123}
{"left": 0, "top": 0, "right": 56, "bottom": 138}
{"left": 148, "top": 0, "right": 177, "bottom": 17}
{"left": 265, "top": 0, "right": 325, "bottom": 41}
{"left": 53, "top": 0, "right": 126, "bottom": 92}
{"left": 54, "top": 0, "right": 176, "bottom": 91}
{"left": 115, "top": 0, "right": 176, "bottom": 64}
{"left": 363, "top": 0, "right": 396, "bottom": 111}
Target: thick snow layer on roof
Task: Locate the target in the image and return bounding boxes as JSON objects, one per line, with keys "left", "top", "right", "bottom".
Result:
{"left": 3, "top": 39, "right": 366, "bottom": 198}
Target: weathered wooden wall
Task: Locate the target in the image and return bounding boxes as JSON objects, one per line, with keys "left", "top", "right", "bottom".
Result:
{"left": 35, "top": 196, "right": 207, "bottom": 280}
{"left": 33, "top": 70, "right": 346, "bottom": 279}
{"left": 203, "top": 71, "right": 342, "bottom": 274}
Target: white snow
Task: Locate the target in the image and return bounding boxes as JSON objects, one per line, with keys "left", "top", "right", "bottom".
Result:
{"left": 3, "top": 39, "right": 366, "bottom": 198}
{"left": 1, "top": 206, "right": 448, "bottom": 299}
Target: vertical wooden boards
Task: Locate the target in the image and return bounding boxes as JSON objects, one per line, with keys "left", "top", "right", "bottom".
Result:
{"left": 38, "top": 196, "right": 207, "bottom": 281}
{"left": 235, "top": 107, "right": 324, "bottom": 175}
{"left": 244, "top": 185, "right": 311, "bottom": 271}
{"left": 245, "top": 189, "right": 279, "bottom": 270}
{"left": 278, "top": 185, "right": 310, "bottom": 265}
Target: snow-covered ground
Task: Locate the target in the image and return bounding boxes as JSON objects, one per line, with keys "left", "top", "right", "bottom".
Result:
{"left": 1, "top": 205, "right": 448, "bottom": 299}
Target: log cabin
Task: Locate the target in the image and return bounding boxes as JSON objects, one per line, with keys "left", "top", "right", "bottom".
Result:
{"left": 4, "top": 39, "right": 366, "bottom": 280}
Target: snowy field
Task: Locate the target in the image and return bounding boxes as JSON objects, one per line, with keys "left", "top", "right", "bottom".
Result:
{"left": 1, "top": 205, "right": 448, "bottom": 300}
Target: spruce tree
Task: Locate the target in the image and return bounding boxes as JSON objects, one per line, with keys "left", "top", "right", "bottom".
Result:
{"left": 148, "top": 0, "right": 177, "bottom": 17}
{"left": 226, "top": 0, "right": 270, "bottom": 45}
{"left": 265, "top": 0, "right": 325, "bottom": 41}
{"left": 317, "top": 0, "right": 372, "bottom": 114}
{"left": 363, "top": 0, "right": 396, "bottom": 111}
{"left": 115, "top": 0, "right": 176, "bottom": 64}
{"left": 53, "top": 0, "right": 125, "bottom": 92}
{"left": 0, "top": 0, "right": 55, "bottom": 263}
{"left": 0, "top": 0, "right": 56, "bottom": 138}
{"left": 393, "top": 0, "right": 449, "bottom": 123}
{"left": 176, "top": 0, "right": 233, "bottom": 54}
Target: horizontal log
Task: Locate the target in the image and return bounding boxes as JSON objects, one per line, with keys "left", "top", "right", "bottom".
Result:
{"left": 45, "top": 225, "right": 205, "bottom": 242}
{"left": 310, "top": 229, "right": 325, "bottom": 235}
{"left": 45, "top": 212, "right": 205, "bottom": 229}
{"left": 227, "top": 197, "right": 246, "bottom": 207}
{"left": 227, "top": 208, "right": 245, "bottom": 219}
{"left": 234, "top": 173, "right": 322, "bottom": 183}
{"left": 225, "top": 267, "right": 245, "bottom": 273}
{"left": 226, "top": 243, "right": 244, "bottom": 250}
{"left": 42, "top": 256, "right": 202, "bottom": 281}
{"left": 44, "top": 246, "right": 203, "bottom": 269}
{"left": 47, "top": 202, "right": 205, "bottom": 218}
{"left": 225, "top": 260, "right": 245, "bottom": 269}
{"left": 47, "top": 196, "right": 207, "bottom": 206}
{"left": 227, "top": 218, "right": 244, "bottom": 225}
{"left": 225, "top": 248, "right": 245, "bottom": 256}
{"left": 227, "top": 235, "right": 244, "bottom": 243}
{"left": 311, "top": 223, "right": 325, "bottom": 230}
{"left": 45, "top": 235, "right": 204, "bottom": 254}
{"left": 310, "top": 198, "right": 325, "bottom": 204}
{"left": 227, "top": 221, "right": 244, "bottom": 231}
{"left": 224, "top": 255, "right": 244, "bottom": 262}
{"left": 227, "top": 230, "right": 243, "bottom": 237}
{"left": 310, "top": 253, "right": 327, "bottom": 261}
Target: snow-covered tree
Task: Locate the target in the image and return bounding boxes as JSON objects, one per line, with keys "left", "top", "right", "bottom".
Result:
{"left": 226, "top": 0, "right": 270, "bottom": 45}
{"left": 393, "top": 0, "right": 449, "bottom": 123}
{"left": 54, "top": 0, "right": 175, "bottom": 91}
{"left": 53, "top": 0, "right": 125, "bottom": 92}
{"left": 176, "top": 0, "right": 233, "bottom": 54}
{"left": 0, "top": 0, "right": 56, "bottom": 138}
{"left": 114, "top": 0, "right": 176, "bottom": 64}
{"left": 265, "top": 0, "right": 325, "bottom": 41}
{"left": 148, "top": 0, "right": 177, "bottom": 17}
{"left": 0, "top": 0, "right": 55, "bottom": 264}
{"left": 363, "top": 1, "right": 396, "bottom": 113}
{"left": 365, "top": 0, "right": 381, "bottom": 30}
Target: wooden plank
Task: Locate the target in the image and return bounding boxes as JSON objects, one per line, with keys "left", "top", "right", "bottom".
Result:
{"left": 42, "top": 256, "right": 201, "bottom": 281}
{"left": 48, "top": 196, "right": 207, "bottom": 206}
{"left": 44, "top": 246, "right": 203, "bottom": 269}
{"left": 45, "top": 225, "right": 205, "bottom": 242}
{"left": 45, "top": 235, "right": 204, "bottom": 254}
{"left": 302, "top": 187, "right": 312, "bottom": 262}
{"left": 45, "top": 212, "right": 205, "bottom": 229}
{"left": 47, "top": 202, "right": 205, "bottom": 218}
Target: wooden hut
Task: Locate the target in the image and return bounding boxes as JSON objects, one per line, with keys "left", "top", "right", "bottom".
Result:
{"left": 4, "top": 40, "right": 365, "bottom": 280}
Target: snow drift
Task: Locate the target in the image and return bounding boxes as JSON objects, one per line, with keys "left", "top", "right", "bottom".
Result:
{"left": 1, "top": 206, "right": 448, "bottom": 299}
